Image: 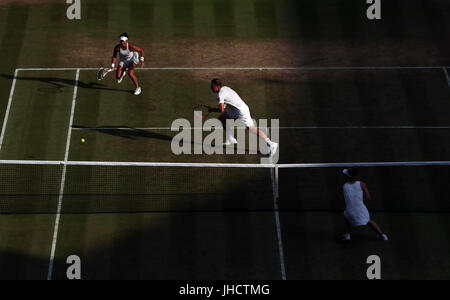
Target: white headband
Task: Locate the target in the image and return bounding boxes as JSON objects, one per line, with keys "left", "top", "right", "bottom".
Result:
{"left": 120, "top": 36, "right": 128, "bottom": 42}
{"left": 343, "top": 169, "right": 350, "bottom": 177}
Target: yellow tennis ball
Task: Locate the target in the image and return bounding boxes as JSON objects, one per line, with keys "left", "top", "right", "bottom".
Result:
{"left": 81, "top": 138, "right": 86, "bottom": 143}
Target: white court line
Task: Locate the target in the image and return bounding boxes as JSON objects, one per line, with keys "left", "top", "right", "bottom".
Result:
{"left": 444, "top": 67, "right": 450, "bottom": 89}
{"left": 2, "top": 159, "right": 450, "bottom": 168}
{"left": 278, "top": 161, "right": 450, "bottom": 168}
{"left": 15, "top": 66, "right": 450, "bottom": 71}
{"left": 72, "top": 126, "right": 450, "bottom": 131}
{"left": 0, "top": 69, "right": 19, "bottom": 152}
{"left": 47, "top": 69, "right": 80, "bottom": 281}
{"left": 270, "top": 165, "right": 286, "bottom": 280}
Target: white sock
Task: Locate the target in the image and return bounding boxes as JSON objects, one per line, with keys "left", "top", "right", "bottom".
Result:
{"left": 226, "top": 130, "right": 234, "bottom": 141}
{"left": 265, "top": 138, "right": 272, "bottom": 145}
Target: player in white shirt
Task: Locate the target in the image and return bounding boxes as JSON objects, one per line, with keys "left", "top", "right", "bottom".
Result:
{"left": 342, "top": 168, "right": 388, "bottom": 241}
{"left": 208, "top": 79, "right": 278, "bottom": 157}
{"left": 111, "top": 32, "right": 145, "bottom": 95}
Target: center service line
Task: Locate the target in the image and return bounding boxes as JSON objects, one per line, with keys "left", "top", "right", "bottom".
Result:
{"left": 47, "top": 69, "right": 80, "bottom": 280}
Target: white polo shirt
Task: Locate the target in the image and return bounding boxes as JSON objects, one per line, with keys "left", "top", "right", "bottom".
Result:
{"left": 217, "top": 86, "right": 250, "bottom": 113}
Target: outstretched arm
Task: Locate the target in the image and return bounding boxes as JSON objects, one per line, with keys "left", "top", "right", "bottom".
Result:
{"left": 111, "top": 45, "right": 119, "bottom": 69}
{"left": 208, "top": 103, "right": 225, "bottom": 113}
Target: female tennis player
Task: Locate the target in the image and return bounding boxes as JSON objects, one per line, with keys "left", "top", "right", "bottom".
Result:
{"left": 341, "top": 168, "right": 388, "bottom": 241}
{"left": 111, "top": 32, "right": 145, "bottom": 95}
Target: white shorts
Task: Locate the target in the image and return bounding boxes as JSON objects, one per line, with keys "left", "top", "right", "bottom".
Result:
{"left": 225, "top": 107, "right": 254, "bottom": 127}
{"left": 119, "top": 52, "right": 139, "bottom": 68}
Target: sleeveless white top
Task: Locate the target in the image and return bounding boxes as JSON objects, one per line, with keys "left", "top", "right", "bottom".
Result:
{"left": 343, "top": 181, "right": 370, "bottom": 226}
{"left": 119, "top": 43, "right": 133, "bottom": 60}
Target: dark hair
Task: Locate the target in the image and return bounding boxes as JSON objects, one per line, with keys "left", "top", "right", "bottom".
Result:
{"left": 119, "top": 32, "right": 129, "bottom": 39}
{"left": 346, "top": 168, "right": 359, "bottom": 179}
{"left": 211, "top": 78, "right": 223, "bottom": 87}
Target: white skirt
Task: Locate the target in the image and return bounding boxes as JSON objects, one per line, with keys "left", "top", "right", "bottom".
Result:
{"left": 119, "top": 52, "right": 140, "bottom": 67}
{"left": 344, "top": 207, "right": 370, "bottom": 226}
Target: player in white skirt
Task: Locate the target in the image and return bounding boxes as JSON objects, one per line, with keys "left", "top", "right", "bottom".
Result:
{"left": 111, "top": 32, "right": 145, "bottom": 95}
{"left": 209, "top": 79, "right": 278, "bottom": 157}
{"left": 342, "top": 168, "right": 388, "bottom": 241}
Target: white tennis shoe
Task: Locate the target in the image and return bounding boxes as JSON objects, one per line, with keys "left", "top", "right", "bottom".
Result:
{"left": 134, "top": 87, "right": 142, "bottom": 96}
{"left": 223, "top": 137, "right": 238, "bottom": 146}
{"left": 117, "top": 71, "right": 126, "bottom": 84}
{"left": 377, "top": 234, "right": 389, "bottom": 241}
{"left": 342, "top": 234, "right": 351, "bottom": 241}
{"left": 268, "top": 142, "right": 278, "bottom": 157}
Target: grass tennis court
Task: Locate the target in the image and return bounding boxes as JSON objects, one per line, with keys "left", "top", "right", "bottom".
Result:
{"left": 0, "top": 0, "right": 449, "bottom": 280}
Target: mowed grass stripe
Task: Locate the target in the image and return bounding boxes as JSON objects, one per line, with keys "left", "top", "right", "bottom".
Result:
{"left": 84, "top": 0, "right": 109, "bottom": 40}
{"left": 280, "top": 212, "right": 450, "bottom": 279}
{"left": 0, "top": 71, "right": 75, "bottom": 160}
{"left": 51, "top": 213, "right": 136, "bottom": 279}
{"left": 0, "top": 214, "right": 56, "bottom": 279}
{"left": 171, "top": 0, "right": 194, "bottom": 39}
{"left": 213, "top": 0, "right": 236, "bottom": 38}
{"left": 254, "top": 0, "right": 278, "bottom": 39}
{"left": 193, "top": 0, "right": 216, "bottom": 39}
{"left": 51, "top": 212, "right": 280, "bottom": 279}
{"left": 153, "top": 0, "right": 174, "bottom": 39}
{"left": 420, "top": 1, "right": 449, "bottom": 64}
{"left": 0, "top": 6, "right": 10, "bottom": 59}
{"left": 0, "top": 5, "right": 29, "bottom": 70}
{"left": 0, "top": 5, "right": 29, "bottom": 137}
{"left": 130, "top": 0, "right": 155, "bottom": 39}
{"left": 395, "top": 70, "right": 448, "bottom": 158}
{"left": 14, "top": 3, "right": 67, "bottom": 68}
{"left": 274, "top": 0, "right": 304, "bottom": 39}
{"left": 312, "top": 0, "right": 345, "bottom": 40}
{"left": 107, "top": 0, "right": 132, "bottom": 37}
{"left": 281, "top": 212, "right": 345, "bottom": 279}
{"left": 233, "top": 0, "right": 257, "bottom": 39}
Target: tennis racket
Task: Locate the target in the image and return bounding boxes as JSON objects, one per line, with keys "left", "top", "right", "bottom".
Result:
{"left": 193, "top": 104, "right": 212, "bottom": 119}
{"left": 96, "top": 67, "right": 114, "bottom": 81}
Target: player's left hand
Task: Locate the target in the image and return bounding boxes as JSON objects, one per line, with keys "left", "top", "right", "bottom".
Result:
{"left": 141, "top": 61, "right": 145, "bottom": 68}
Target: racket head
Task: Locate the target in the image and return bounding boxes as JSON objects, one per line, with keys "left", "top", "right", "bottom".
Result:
{"left": 96, "top": 68, "right": 106, "bottom": 80}
{"left": 97, "top": 67, "right": 112, "bottom": 80}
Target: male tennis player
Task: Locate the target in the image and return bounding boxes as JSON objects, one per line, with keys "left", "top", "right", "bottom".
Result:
{"left": 111, "top": 32, "right": 145, "bottom": 95}
{"left": 208, "top": 79, "right": 278, "bottom": 157}
{"left": 342, "top": 168, "right": 388, "bottom": 241}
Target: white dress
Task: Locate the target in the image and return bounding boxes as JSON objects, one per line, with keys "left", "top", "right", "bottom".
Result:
{"left": 118, "top": 43, "right": 139, "bottom": 67}
{"left": 343, "top": 181, "right": 371, "bottom": 226}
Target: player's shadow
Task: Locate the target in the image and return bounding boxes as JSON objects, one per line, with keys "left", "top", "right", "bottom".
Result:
{"left": 72, "top": 126, "right": 174, "bottom": 141}
{"left": 1, "top": 74, "right": 129, "bottom": 93}
{"left": 71, "top": 126, "right": 246, "bottom": 151}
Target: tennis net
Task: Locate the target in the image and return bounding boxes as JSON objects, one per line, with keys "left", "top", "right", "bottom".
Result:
{"left": 1, "top": 160, "right": 450, "bottom": 214}
{"left": 0, "top": 160, "right": 275, "bottom": 214}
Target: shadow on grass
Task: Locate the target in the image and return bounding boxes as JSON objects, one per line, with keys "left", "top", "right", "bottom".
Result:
{"left": 72, "top": 125, "right": 174, "bottom": 141}
{"left": 71, "top": 125, "right": 255, "bottom": 153}
{"left": 1, "top": 74, "right": 131, "bottom": 94}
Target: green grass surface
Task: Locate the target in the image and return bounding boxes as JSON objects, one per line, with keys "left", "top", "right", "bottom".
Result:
{"left": 50, "top": 212, "right": 281, "bottom": 280}
{"left": 0, "top": 0, "right": 449, "bottom": 279}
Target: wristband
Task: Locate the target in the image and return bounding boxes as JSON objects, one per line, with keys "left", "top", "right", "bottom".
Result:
{"left": 140, "top": 57, "right": 145, "bottom": 62}
{"left": 111, "top": 63, "right": 115, "bottom": 68}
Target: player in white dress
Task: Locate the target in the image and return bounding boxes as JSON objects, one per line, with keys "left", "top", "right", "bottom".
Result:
{"left": 111, "top": 32, "right": 145, "bottom": 95}
{"left": 342, "top": 168, "right": 388, "bottom": 241}
{"left": 208, "top": 79, "right": 278, "bottom": 157}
